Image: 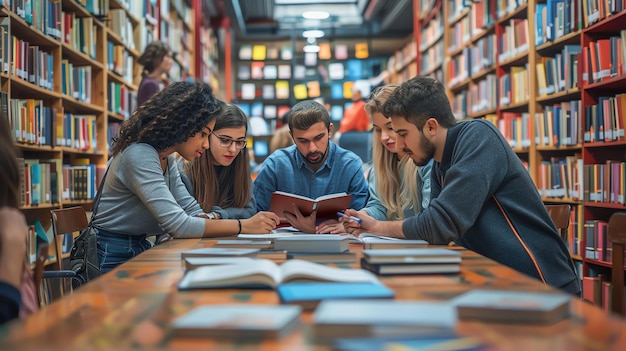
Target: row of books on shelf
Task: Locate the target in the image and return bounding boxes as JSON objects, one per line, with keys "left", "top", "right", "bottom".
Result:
{"left": 106, "top": 42, "right": 134, "bottom": 83}
{"left": 239, "top": 60, "right": 371, "bottom": 82}
{"left": 537, "top": 156, "right": 583, "bottom": 201}
{"left": 239, "top": 42, "right": 368, "bottom": 62}
{"left": 536, "top": 0, "right": 584, "bottom": 46}
{"left": 107, "top": 81, "right": 137, "bottom": 119}
{"left": 582, "top": 274, "right": 626, "bottom": 314}
{"left": 238, "top": 80, "right": 363, "bottom": 101}
{"left": 582, "top": 32, "right": 626, "bottom": 85}
{"left": 64, "top": 12, "right": 98, "bottom": 59}
{"left": 5, "top": 36, "right": 54, "bottom": 91}
{"left": 10, "top": 0, "right": 63, "bottom": 40}
{"left": 17, "top": 158, "right": 99, "bottom": 207}
{"left": 420, "top": 40, "right": 444, "bottom": 75}
{"left": 584, "top": 161, "right": 626, "bottom": 205}
{"left": 61, "top": 62, "right": 92, "bottom": 104}
{"left": 584, "top": 93, "right": 626, "bottom": 143}
{"left": 236, "top": 101, "right": 346, "bottom": 122}
{"left": 536, "top": 45, "right": 581, "bottom": 96}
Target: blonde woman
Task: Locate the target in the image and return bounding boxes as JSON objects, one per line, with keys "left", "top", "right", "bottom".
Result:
{"left": 317, "top": 85, "right": 432, "bottom": 234}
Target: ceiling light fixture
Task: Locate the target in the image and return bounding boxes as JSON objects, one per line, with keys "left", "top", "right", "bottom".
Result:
{"left": 302, "top": 29, "right": 325, "bottom": 38}
{"left": 303, "top": 44, "right": 320, "bottom": 53}
{"left": 302, "top": 11, "right": 330, "bottom": 20}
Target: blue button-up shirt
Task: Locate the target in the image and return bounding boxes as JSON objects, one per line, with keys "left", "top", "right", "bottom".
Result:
{"left": 254, "top": 142, "right": 368, "bottom": 212}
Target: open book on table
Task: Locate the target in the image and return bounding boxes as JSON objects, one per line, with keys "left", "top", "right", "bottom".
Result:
{"left": 269, "top": 191, "right": 352, "bottom": 219}
{"left": 177, "top": 258, "right": 380, "bottom": 290}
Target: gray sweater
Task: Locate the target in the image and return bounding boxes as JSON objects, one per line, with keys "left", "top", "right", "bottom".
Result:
{"left": 403, "top": 120, "right": 580, "bottom": 295}
{"left": 92, "top": 143, "right": 205, "bottom": 238}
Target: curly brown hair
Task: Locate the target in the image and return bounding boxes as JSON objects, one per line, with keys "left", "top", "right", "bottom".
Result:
{"left": 0, "top": 115, "right": 20, "bottom": 208}
{"left": 111, "top": 81, "right": 221, "bottom": 155}
{"left": 137, "top": 41, "right": 171, "bottom": 75}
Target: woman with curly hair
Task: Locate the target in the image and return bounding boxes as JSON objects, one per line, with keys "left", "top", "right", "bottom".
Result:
{"left": 181, "top": 103, "right": 256, "bottom": 219}
{"left": 137, "top": 41, "right": 174, "bottom": 106}
{"left": 93, "top": 82, "right": 279, "bottom": 273}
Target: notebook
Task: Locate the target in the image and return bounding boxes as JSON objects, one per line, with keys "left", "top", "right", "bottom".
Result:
{"left": 277, "top": 282, "right": 395, "bottom": 310}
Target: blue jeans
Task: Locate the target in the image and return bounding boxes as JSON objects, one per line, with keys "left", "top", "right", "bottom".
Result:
{"left": 96, "top": 228, "right": 153, "bottom": 274}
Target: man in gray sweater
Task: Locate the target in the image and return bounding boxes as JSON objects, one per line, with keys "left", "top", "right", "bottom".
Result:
{"left": 343, "top": 76, "right": 580, "bottom": 295}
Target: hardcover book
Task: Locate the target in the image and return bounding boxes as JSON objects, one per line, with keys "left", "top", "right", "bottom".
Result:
{"left": 277, "top": 282, "right": 395, "bottom": 310}
{"left": 213, "top": 240, "right": 273, "bottom": 249}
{"left": 180, "top": 248, "right": 260, "bottom": 259}
{"left": 178, "top": 259, "right": 379, "bottom": 290}
{"left": 184, "top": 257, "right": 256, "bottom": 270}
{"left": 362, "top": 248, "right": 461, "bottom": 264}
{"left": 360, "top": 258, "right": 461, "bottom": 275}
{"left": 171, "top": 304, "right": 301, "bottom": 339}
{"left": 274, "top": 235, "right": 350, "bottom": 253}
{"left": 313, "top": 300, "right": 457, "bottom": 339}
{"left": 269, "top": 191, "right": 352, "bottom": 219}
{"left": 452, "top": 290, "right": 572, "bottom": 324}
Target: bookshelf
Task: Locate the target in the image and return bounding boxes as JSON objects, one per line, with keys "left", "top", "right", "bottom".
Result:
{"left": 234, "top": 39, "right": 391, "bottom": 135}
{"left": 3, "top": 0, "right": 211, "bottom": 269}
{"left": 415, "top": 0, "right": 625, "bottom": 312}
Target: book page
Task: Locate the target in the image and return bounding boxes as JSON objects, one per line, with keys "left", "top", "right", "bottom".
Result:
{"left": 279, "top": 259, "right": 379, "bottom": 284}
{"left": 180, "top": 260, "right": 281, "bottom": 288}
{"left": 273, "top": 191, "right": 315, "bottom": 202}
{"left": 314, "top": 192, "right": 348, "bottom": 201}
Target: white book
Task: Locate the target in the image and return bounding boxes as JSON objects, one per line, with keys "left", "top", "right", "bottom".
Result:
{"left": 172, "top": 304, "right": 301, "bottom": 339}
{"left": 178, "top": 259, "right": 380, "bottom": 290}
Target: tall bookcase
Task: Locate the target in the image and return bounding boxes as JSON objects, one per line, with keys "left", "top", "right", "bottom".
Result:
{"left": 410, "top": 0, "right": 625, "bottom": 311}
{"left": 3, "top": 0, "right": 212, "bottom": 269}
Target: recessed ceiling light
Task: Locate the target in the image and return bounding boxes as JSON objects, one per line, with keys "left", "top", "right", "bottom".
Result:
{"left": 302, "top": 11, "right": 329, "bottom": 20}
{"left": 302, "top": 30, "right": 325, "bottom": 38}
{"left": 303, "top": 44, "right": 320, "bottom": 53}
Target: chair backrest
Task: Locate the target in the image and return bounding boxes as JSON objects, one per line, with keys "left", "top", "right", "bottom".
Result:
{"left": 50, "top": 207, "right": 88, "bottom": 275}
{"left": 338, "top": 131, "right": 373, "bottom": 164}
{"left": 545, "top": 204, "right": 571, "bottom": 242}
{"left": 608, "top": 212, "right": 626, "bottom": 316}
{"left": 33, "top": 242, "right": 49, "bottom": 306}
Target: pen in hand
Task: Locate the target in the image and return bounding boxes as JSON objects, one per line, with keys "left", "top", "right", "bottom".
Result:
{"left": 336, "top": 212, "right": 363, "bottom": 224}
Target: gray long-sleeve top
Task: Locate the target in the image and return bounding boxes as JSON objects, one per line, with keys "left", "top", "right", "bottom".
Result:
{"left": 402, "top": 120, "right": 580, "bottom": 295}
{"left": 92, "top": 143, "right": 205, "bottom": 238}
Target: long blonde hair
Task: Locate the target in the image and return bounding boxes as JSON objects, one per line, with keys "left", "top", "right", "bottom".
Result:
{"left": 366, "top": 85, "right": 421, "bottom": 220}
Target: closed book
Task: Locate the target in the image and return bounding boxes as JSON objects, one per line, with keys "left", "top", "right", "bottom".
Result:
{"left": 287, "top": 251, "right": 356, "bottom": 263}
{"left": 171, "top": 304, "right": 301, "bottom": 339}
{"left": 180, "top": 248, "right": 260, "bottom": 259}
{"left": 334, "top": 333, "right": 486, "bottom": 351}
{"left": 183, "top": 257, "right": 256, "bottom": 270}
{"left": 274, "top": 235, "right": 350, "bottom": 253}
{"left": 269, "top": 191, "right": 352, "bottom": 219}
{"left": 313, "top": 300, "right": 457, "bottom": 339}
{"left": 452, "top": 290, "right": 571, "bottom": 324}
{"left": 362, "top": 248, "right": 461, "bottom": 264}
{"left": 178, "top": 259, "right": 380, "bottom": 290}
{"left": 360, "top": 258, "right": 460, "bottom": 275}
{"left": 214, "top": 240, "right": 273, "bottom": 249}
{"left": 277, "top": 282, "right": 395, "bottom": 310}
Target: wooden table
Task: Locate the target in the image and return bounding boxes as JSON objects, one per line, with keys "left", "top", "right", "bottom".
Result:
{"left": 1, "top": 239, "right": 625, "bottom": 350}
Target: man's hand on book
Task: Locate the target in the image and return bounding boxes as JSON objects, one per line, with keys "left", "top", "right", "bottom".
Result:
{"left": 283, "top": 204, "right": 317, "bottom": 233}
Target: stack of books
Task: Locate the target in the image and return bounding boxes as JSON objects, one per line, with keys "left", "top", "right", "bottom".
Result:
{"left": 360, "top": 248, "right": 462, "bottom": 275}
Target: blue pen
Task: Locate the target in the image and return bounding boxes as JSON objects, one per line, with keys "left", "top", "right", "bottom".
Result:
{"left": 337, "top": 212, "right": 363, "bottom": 224}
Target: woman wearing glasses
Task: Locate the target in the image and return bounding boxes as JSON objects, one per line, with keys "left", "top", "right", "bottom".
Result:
{"left": 182, "top": 103, "right": 257, "bottom": 220}
{"left": 93, "top": 82, "right": 279, "bottom": 273}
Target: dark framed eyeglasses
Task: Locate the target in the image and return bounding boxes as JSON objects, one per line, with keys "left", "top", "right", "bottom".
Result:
{"left": 212, "top": 132, "right": 247, "bottom": 149}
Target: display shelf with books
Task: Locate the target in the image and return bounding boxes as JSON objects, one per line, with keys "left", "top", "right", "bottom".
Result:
{"left": 578, "top": 5, "right": 626, "bottom": 312}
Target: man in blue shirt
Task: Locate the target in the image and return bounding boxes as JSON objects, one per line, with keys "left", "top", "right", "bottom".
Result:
{"left": 254, "top": 100, "right": 368, "bottom": 232}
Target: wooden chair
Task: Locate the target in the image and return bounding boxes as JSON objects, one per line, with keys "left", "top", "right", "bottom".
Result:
{"left": 49, "top": 206, "right": 89, "bottom": 297}
{"left": 545, "top": 204, "right": 571, "bottom": 242}
{"left": 32, "top": 242, "right": 49, "bottom": 306}
{"left": 608, "top": 212, "right": 626, "bottom": 316}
